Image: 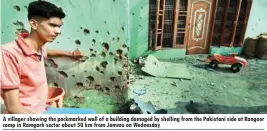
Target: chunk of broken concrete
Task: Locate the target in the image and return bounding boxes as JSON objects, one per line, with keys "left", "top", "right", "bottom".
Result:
{"left": 133, "top": 89, "right": 146, "bottom": 95}
{"left": 141, "top": 55, "right": 192, "bottom": 80}
{"left": 132, "top": 96, "right": 156, "bottom": 114}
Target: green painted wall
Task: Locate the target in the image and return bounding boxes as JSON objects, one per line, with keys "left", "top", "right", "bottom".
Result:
{"left": 129, "top": 0, "right": 149, "bottom": 59}
{"left": 210, "top": 47, "right": 243, "bottom": 56}
{"left": 1, "top": 0, "right": 129, "bottom": 113}
{"left": 129, "top": 0, "right": 186, "bottom": 60}
{"left": 1, "top": 0, "right": 129, "bottom": 52}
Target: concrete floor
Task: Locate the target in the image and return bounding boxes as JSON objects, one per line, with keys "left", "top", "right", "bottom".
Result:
{"left": 128, "top": 55, "right": 267, "bottom": 114}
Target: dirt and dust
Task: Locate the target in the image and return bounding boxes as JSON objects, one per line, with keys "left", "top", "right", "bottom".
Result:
{"left": 128, "top": 55, "right": 267, "bottom": 114}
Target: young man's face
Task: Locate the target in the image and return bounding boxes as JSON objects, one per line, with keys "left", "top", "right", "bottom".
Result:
{"left": 32, "top": 17, "right": 63, "bottom": 43}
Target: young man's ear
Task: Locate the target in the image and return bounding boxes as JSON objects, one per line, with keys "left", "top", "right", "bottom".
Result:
{"left": 29, "top": 19, "right": 38, "bottom": 30}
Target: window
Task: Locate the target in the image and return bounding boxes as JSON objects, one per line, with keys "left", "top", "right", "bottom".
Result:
{"left": 149, "top": 0, "right": 252, "bottom": 51}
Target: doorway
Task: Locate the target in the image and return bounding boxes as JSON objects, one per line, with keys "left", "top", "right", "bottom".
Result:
{"left": 149, "top": 0, "right": 252, "bottom": 54}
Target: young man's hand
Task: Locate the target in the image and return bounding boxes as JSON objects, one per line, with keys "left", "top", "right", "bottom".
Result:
{"left": 47, "top": 49, "right": 84, "bottom": 60}
{"left": 71, "top": 49, "right": 84, "bottom": 60}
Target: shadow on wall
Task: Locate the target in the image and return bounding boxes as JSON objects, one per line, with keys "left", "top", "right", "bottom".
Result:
{"left": 167, "top": 101, "right": 267, "bottom": 114}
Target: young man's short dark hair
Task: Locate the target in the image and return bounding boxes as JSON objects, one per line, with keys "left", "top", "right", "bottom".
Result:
{"left": 27, "top": 0, "right": 66, "bottom": 20}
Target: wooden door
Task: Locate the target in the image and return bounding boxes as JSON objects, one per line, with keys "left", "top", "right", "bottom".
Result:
{"left": 187, "top": 0, "right": 215, "bottom": 54}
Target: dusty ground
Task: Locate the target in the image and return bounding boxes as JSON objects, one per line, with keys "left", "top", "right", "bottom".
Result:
{"left": 128, "top": 55, "right": 267, "bottom": 114}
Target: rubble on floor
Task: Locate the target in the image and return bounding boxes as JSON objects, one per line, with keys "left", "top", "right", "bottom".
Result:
{"left": 128, "top": 55, "right": 267, "bottom": 114}
{"left": 141, "top": 55, "right": 192, "bottom": 80}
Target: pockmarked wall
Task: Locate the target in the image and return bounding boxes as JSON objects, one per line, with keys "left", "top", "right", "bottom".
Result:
{"left": 129, "top": 0, "right": 149, "bottom": 60}
{"left": 1, "top": 0, "right": 129, "bottom": 113}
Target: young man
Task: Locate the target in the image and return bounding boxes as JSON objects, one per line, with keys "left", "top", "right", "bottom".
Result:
{"left": 1, "top": 1, "right": 91, "bottom": 114}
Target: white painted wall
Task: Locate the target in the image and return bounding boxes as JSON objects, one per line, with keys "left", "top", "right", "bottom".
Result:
{"left": 245, "top": 0, "right": 267, "bottom": 38}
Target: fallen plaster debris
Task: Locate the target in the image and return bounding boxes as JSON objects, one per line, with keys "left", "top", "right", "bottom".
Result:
{"left": 133, "top": 89, "right": 147, "bottom": 95}
{"left": 141, "top": 55, "right": 192, "bottom": 80}
{"left": 132, "top": 96, "right": 156, "bottom": 114}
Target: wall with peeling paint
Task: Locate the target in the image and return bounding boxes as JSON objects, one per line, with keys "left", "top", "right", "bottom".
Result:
{"left": 1, "top": 0, "right": 129, "bottom": 113}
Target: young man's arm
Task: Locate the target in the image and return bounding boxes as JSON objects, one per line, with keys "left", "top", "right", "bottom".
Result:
{"left": 1, "top": 50, "right": 34, "bottom": 114}
{"left": 2, "top": 89, "right": 34, "bottom": 114}
{"left": 47, "top": 49, "right": 84, "bottom": 59}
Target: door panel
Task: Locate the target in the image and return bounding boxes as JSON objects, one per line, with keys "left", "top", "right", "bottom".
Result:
{"left": 187, "top": 0, "right": 214, "bottom": 54}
